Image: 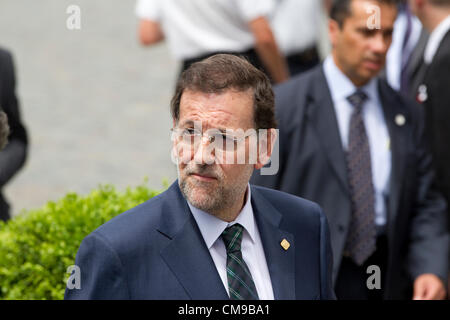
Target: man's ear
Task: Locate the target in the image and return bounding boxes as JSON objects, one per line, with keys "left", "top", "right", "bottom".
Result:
{"left": 171, "top": 119, "right": 180, "bottom": 163}
{"left": 328, "top": 18, "right": 340, "bottom": 48}
{"left": 254, "top": 128, "right": 277, "bottom": 170}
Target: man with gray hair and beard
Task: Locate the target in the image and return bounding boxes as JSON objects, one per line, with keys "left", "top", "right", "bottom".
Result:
{"left": 65, "top": 54, "right": 335, "bottom": 300}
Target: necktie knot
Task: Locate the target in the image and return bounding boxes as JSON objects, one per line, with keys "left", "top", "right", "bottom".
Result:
{"left": 347, "top": 90, "right": 368, "bottom": 112}
{"left": 221, "top": 223, "right": 244, "bottom": 253}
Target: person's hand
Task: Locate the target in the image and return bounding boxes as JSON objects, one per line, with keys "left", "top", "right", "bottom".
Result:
{"left": 413, "top": 274, "right": 446, "bottom": 300}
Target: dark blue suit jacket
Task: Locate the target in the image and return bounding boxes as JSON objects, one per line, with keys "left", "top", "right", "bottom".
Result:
{"left": 65, "top": 181, "right": 335, "bottom": 300}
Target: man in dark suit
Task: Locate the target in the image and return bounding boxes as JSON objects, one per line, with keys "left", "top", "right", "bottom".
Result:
{"left": 0, "top": 47, "right": 28, "bottom": 221}
{"left": 65, "top": 54, "right": 335, "bottom": 300}
{"left": 409, "top": 0, "right": 450, "bottom": 295}
{"left": 252, "top": 0, "right": 448, "bottom": 299}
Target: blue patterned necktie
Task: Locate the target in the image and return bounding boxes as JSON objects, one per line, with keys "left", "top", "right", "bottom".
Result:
{"left": 343, "top": 90, "right": 377, "bottom": 266}
{"left": 221, "top": 224, "right": 259, "bottom": 300}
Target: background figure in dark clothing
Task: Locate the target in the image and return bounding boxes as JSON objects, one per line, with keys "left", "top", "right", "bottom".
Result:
{"left": 409, "top": 0, "right": 450, "bottom": 218}
{"left": 409, "top": 0, "right": 450, "bottom": 297}
{"left": 252, "top": 0, "right": 449, "bottom": 299}
{"left": 0, "top": 47, "right": 28, "bottom": 221}
{"left": 384, "top": 0, "right": 426, "bottom": 95}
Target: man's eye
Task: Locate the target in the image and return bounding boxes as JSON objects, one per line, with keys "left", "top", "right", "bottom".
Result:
{"left": 183, "top": 128, "right": 196, "bottom": 135}
{"left": 224, "top": 135, "right": 235, "bottom": 143}
{"left": 359, "top": 28, "right": 375, "bottom": 37}
{"left": 383, "top": 30, "right": 393, "bottom": 39}
{"left": 221, "top": 135, "right": 237, "bottom": 147}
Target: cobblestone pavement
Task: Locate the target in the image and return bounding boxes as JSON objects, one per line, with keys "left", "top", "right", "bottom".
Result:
{"left": 0, "top": 0, "right": 179, "bottom": 215}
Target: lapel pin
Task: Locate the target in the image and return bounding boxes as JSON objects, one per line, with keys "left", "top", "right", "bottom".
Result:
{"left": 395, "top": 114, "right": 406, "bottom": 127}
{"left": 417, "top": 84, "right": 428, "bottom": 103}
{"left": 280, "top": 239, "right": 290, "bottom": 251}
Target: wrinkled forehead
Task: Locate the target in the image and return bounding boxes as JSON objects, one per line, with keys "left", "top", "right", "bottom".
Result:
{"left": 178, "top": 89, "right": 255, "bottom": 130}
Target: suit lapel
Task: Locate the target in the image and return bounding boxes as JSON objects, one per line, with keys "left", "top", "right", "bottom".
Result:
{"left": 250, "top": 186, "right": 296, "bottom": 300}
{"left": 158, "top": 182, "right": 297, "bottom": 300}
{"left": 158, "top": 182, "right": 229, "bottom": 300}
{"left": 306, "top": 68, "right": 350, "bottom": 195}
{"left": 407, "top": 29, "right": 429, "bottom": 83}
{"left": 378, "top": 81, "right": 408, "bottom": 237}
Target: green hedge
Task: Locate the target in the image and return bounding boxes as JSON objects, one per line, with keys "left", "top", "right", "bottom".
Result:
{"left": 0, "top": 182, "right": 165, "bottom": 300}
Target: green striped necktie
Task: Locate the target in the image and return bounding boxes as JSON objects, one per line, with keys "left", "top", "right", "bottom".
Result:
{"left": 221, "top": 223, "right": 259, "bottom": 300}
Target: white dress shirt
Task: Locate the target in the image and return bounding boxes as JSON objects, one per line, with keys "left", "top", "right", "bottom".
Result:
{"left": 424, "top": 15, "right": 450, "bottom": 64}
{"left": 270, "top": 0, "right": 320, "bottom": 55}
{"left": 135, "top": 0, "right": 275, "bottom": 60}
{"left": 386, "top": 8, "right": 423, "bottom": 90}
{"left": 323, "top": 56, "right": 392, "bottom": 227}
{"left": 188, "top": 184, "right": 274, "bottom": 300}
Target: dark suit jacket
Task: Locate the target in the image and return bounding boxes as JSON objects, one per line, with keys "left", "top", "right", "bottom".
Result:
{"left": 420, "top": 30, "right": 450, "bottom": 223}
{"left": 64, "top": 181, "right": 335, "bottom": 300}
{"left": 251, "top": 65, "right": 449, "bottom": 299}
{"left": 0, "top": 47, "right": 28, "bottom": 221}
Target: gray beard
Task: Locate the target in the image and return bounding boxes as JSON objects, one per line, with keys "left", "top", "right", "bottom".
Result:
{"left": 176, "top": 163, "right": 251, "bottom": 219}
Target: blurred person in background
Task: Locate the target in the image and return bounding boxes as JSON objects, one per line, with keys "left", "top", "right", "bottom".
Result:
{"left": 135, "top": 0, "right": 289, "bottom": 84}
{"left": 0, "top": 47, "right": 28, "bottom": 222}
{"left": 409, "top": 0, "right": 450, "bottom": 296}
{"left": 270, "top": 0, "right": 327, "bottom": 76}
{"left": 385, "top": 0, "right": 427, "bottom": 96}
{"left": 252, "top": 0, "right": 449, "bottom": 300}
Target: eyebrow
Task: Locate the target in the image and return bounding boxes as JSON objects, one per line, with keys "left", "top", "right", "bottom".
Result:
{"left": 178, "top": 119, "right": 228, "bottom": 133}
{"left": 179, "top": 120, "right": 195, "bottom": 127}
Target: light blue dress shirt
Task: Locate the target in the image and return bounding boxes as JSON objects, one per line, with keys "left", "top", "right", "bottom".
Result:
{"left": 323, "top": 56, "right": 392, "bottom": 227}
{"left": 188, "top": 184, "right": 274, "bottom": 299}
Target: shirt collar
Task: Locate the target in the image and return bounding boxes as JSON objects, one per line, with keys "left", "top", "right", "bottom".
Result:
{"left": 188, "top": 184, "right": 256, "bottom": 249}
{"left": 424, "top": 15, "right": 450, "bottom": 64}
{"left": 323, "top": 55, "right": 378, "bottom": 103}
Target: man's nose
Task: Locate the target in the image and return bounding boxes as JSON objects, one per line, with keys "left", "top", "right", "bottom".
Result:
{"left": 193, "top": 135, "right": 216, "bottom": 165}
{"left": 371, "top": 33, "right": 388, "bottom": 54}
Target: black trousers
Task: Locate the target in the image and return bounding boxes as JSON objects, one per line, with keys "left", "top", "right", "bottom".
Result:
{"left": 285, "top": 46, "right": 320, "bottom": 77}
{"left": 335, "top": 235, "right": 388, "bottom": 300}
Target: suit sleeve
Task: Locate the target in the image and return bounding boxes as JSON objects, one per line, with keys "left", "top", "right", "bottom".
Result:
{"left": 427, "top": 55, "right": 450, "bottom": 201}
{"left": 407, "top": 102, "right": 449, "bottom": 284}
{"left": 317, "top": 204, "right": 336, "bottom": 300}
{"left": 64, "top": 232, "right": 130, "bottom": 300}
